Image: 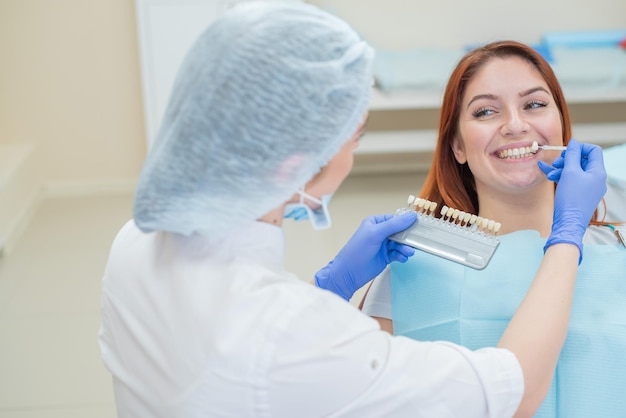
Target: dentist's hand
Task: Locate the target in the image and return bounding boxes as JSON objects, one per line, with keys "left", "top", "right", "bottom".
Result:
{"left": 538, "top": 138, "right": 607, "bottom": 263}
{"left": 314, "top": 212, "right": 417, "bottom": 300}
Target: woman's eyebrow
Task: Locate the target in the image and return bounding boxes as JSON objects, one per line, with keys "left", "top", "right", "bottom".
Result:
{"left": 519, "top": 86, "right": 550, "bottom": 97}
{"left": 467, "top": 94, "right": 497, "bottom": 108}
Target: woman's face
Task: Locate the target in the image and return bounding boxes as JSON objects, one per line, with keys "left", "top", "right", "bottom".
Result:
{"left": 452, "top": 56, "right": 563, "bottom": 197}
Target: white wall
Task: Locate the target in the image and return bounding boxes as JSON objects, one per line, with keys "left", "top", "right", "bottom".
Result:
{"left": 308, "top": 0, "right": 626, "bottom": 50}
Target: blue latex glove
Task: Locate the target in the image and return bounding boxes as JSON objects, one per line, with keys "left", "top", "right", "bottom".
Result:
{"left": 284, "top": 207, "right": 308, "bottom": 220}
{"left": 315, "top": 212, "right": 417, "bottom": 300}
{"left": 538, "top": 138, "right": 607, "bottom": 263}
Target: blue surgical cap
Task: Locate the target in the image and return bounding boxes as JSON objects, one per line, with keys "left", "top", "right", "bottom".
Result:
{"left": 133, "top": 2, "right": 374, "bottom": 238}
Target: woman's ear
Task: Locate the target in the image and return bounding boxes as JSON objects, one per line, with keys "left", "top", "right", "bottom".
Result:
{"left": 451, "top": 136, "right": 467, "bottom": 164}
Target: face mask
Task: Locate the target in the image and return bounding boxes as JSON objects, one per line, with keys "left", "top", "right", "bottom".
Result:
{"left": 283, "top": 190, "right": 332, "bottom": 230}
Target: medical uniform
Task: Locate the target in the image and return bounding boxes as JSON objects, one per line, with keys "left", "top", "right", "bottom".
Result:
{"left": 100, "top": 220, "right": 524, "bottom": 418}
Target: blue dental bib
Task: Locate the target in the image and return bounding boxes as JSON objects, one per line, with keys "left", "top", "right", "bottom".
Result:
{"left": 391, "top": 230, "right": 626, "bottom": 417}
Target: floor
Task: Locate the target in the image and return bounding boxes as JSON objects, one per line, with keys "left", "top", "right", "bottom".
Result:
{"left": 0, "top": 171, "right": 424, "bottom": 417}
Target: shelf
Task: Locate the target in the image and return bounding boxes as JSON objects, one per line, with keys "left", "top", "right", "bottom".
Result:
{"left": 356, "top": 122, "right": 626, "bottom": 155}
{"left": 564, "top": 87, "right": 626, "bottom": 104}
{"left": 369, "top": 88, "right": 443, "bottom": 110}
{"left": 356, "top": 130, "right": 437, "bottom": 155}
{"left": 369, "top": 86, "right": 626, "bottom": 111}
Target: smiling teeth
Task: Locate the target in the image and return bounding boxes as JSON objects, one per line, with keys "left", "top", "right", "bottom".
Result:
{"left": 498, "top": 146, "right": 535, "bottom": 159}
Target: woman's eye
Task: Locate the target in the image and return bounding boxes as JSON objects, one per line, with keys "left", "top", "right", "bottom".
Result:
{"left": 526, "top": 100, "right": 547, "bottom": 110}
{"left": 472, "top": 107, "right": 494, "bottom": 118}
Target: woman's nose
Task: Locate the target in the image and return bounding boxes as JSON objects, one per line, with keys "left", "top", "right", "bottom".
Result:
{"left": 500, "top": 110, "right": 530, "bottom": 137}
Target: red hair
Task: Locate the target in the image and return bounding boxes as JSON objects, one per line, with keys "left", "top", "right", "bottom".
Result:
{"left": 420, "top": 40, "right": 605, "bottom": 224}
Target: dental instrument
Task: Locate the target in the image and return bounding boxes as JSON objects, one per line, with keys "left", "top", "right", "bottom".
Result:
{"left": 531, "top": 141, "right": 567, "bottom": 152}
{"left": 390, "top": 195, "right": 501, "bottom": 270}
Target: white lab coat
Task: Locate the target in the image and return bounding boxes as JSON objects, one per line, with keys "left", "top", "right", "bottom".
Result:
{"left": 99, "top": 220, "right": 523, "bottom": 417}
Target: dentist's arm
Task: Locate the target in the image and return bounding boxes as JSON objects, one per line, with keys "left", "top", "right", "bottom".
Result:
{"left": 501, "top": 139, "right": 606, "bottom": 417}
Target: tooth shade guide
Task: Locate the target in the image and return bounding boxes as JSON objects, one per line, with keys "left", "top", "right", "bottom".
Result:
{"left": 531, "top": 141, "right": 539, "bottom": 152}
{"left": 405, "top": 196, "right": 500, "bottom": 237}
{"left": 391, "top": 195, "right": 502, "bottom": 269}
{"left": 407, "top": 197, "right": 437, "bottom": 217}
{"left": 531, "top": 140, "right": 567, "bottom": 152}
{"left": 541, "top": 145, "right": 568, "bottom": 150}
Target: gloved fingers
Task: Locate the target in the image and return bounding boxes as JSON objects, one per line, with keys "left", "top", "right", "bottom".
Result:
{"left": 387, "top": 251, "right": 410, "bottom": 264}
{"left": 562, "top": 138, "right": 583, "bottom": 171}
{"left": 538, "top": 160, "right": 561, "bottom": 182}
{"left": 387, "top": 240, "right": 415, "bottom": 258}
{"left": 578, "top": 142, "right": 605, "bottom": 173}
{"left": 354, "top": 214, "right": 396, "bottom": 240}
{"left": 538, "top": 160, "right": 555, "bottom": 176}
{"left": 561, "top": 140, "right": 606, "bottom": 188}
{"left": 578, "top": 141, "right": 603, "bottom": 157}
{"left": 551, "top": 156, "right": 565, "bottom": 169}
{"left": 552, "top": 140, "right": 598, "bottom": 168}
{"left": 538, "top": 138, "right": 604, "bottom": 182}
{"left": 373, "top": 211, "right": 417, "bottom": 238}
{"left": 548, "top": 169, "right": 562, "bottom": 182}
{"left": 285, "top": 207, "right": 309, "bottom": 220}
{"left": 361, "top": 214, "right": 395, "bottom": 228}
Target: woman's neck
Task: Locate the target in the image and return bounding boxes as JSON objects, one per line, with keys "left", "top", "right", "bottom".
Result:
{"left": 476, "top": 184, "right": 555, "bottom": 237}
{"left": 258, "top": 205, "right": 286, "bottom": 228}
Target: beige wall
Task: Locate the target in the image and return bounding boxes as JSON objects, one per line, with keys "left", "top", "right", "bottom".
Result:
{"left": 308, "top": 0, "right": 626, "bottom": 49}
{"left": 0, "top": 0, "right": 146, "bottom": 192}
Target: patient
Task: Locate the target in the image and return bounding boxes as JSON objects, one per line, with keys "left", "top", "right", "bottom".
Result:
{"left": 361, "top": 40, "right": 626, "bottom": 417}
